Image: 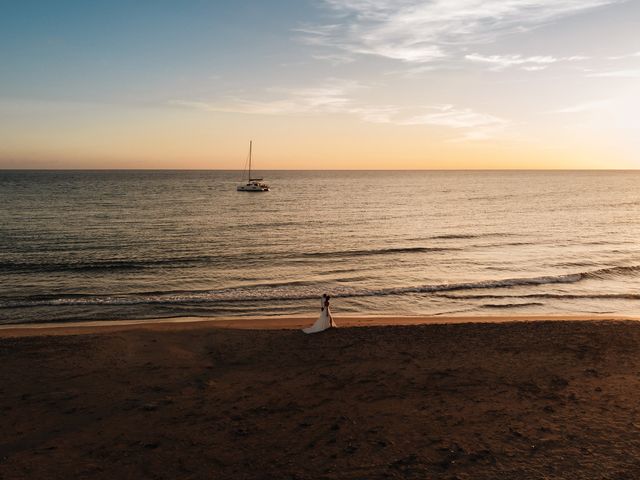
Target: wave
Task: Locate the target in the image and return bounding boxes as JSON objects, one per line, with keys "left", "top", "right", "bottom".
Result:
{"left": 442, "top": 293, "right": 640, "bottom": 300}
{"left": 0, "top": 252, "right": 299, "bottom": 274}
{"left": 302, "top": 246, "right": 458, "bottom": 258}
{"left": 428, "top": 232, "right": 516, "bottom": 240}
{"left": 1, "top": 245, "right": 459, "bottom": 274}
{"left": 583, "top": 265, "right": 640, "bottom": 280}
{"left": 2, "top": 264, "right": 638, "bottom": 310}
{"left": 0, "top": 257, "right": 211, "bottom": 273}
{"left": 429, "top": 234, "right": 481, "bottom": 240}
{"left": 480, "top": 302, "right": 545, "bottom": 309}
{"left": 473, "top": 241, "right": 537, "bottom": 248}
{"left": 15, "top": 236, "right": 634, "bottom": 276}
{"left": 0, "top": 269, "right": 609, "bottom": 308}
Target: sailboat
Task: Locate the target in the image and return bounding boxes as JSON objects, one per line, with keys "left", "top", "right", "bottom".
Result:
{"left": 237, "top": 141, "right": 270, "bottom": 192}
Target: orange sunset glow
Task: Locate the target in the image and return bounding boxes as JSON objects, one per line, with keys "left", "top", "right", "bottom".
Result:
{"left": 1, "top": 1, "right": 639, "bottom": 169}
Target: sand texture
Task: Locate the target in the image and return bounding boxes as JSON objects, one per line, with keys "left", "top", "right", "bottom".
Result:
{"left": 2, "top": 319, "right": 640, "bottom": 479}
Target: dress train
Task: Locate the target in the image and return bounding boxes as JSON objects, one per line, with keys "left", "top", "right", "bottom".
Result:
{"left": 303, "top": 296, "right": 336, "bottom": 334}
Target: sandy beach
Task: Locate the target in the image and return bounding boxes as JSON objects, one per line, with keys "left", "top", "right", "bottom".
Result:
{"left": 2, "top": 315, "right": 640, "bottom": 479}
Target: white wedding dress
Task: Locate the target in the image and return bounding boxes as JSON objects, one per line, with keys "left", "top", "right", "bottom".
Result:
{"left": 303, "top": 296, "right": 336, "bottom": 334}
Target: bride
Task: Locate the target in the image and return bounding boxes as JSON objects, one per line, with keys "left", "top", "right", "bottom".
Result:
{"left": 302, "top": 294, "right": 336, "bottom": 334}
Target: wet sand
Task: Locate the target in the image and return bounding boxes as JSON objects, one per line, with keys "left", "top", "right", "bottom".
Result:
{"left": 1, "top": 313, "right": 637, "bottom": 336}
{"left": 2, "top": 316, "right": 640, "bottom": 479}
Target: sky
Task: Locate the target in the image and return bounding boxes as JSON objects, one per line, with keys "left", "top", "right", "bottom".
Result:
{"left": 1, "top": 0, "right": 639, "bottom": 169}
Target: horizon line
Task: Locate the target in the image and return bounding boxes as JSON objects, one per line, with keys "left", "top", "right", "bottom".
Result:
{"left": 2, "top": 168, "right": 640, "bottom": 172}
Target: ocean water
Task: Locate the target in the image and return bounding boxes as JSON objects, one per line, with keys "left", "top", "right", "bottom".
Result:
{"left": 1, "top": 170, "right": 639, "bottom": 325}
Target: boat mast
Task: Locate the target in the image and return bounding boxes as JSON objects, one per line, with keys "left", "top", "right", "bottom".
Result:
{"left": 248, "top": 140, "right": 252, "bottom": 180}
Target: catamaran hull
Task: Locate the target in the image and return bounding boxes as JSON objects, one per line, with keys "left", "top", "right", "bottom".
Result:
{"left": 237, "top": 185, "right": 269, "bottom": 192}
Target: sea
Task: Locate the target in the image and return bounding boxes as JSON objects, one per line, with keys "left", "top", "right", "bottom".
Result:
{"left": 1, "top": 170, "right": 639, "bottom": 325}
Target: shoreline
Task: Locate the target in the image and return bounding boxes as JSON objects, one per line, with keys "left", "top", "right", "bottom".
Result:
{"left": 1, "top": 313, "right": 638, "bottom": 338}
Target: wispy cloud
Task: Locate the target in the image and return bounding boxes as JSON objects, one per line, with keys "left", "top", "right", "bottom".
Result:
{"left": 397, "top": 105, "right": 509, "bottom": 142}
{"left": 301, "top": 0, "right": 620, "bottom": 64}
{"left": 170, "top": 80, "right": 508, "bottom": 141}
{"left": 608, "top": 51, "right": 640, "bottom": 60}
{"left": 587, "top": 69, "right": 640, "bottom": 78}
{"left": 465, "top": 53, "right": 588, "bottom": 71}
{"left": 312, "top": 53, "right": 356, "bottom": 65}
{"left": 466, "top": 53, "right": 557, "bottom": 71}
{"left": 170, "top": 79, "right": 364, "bottom": 115}
{"left": 397, "top": 104, "right": 506, "bottom": 128}
{"left": 552, "top": 99, "right": 613, "bottom": 113}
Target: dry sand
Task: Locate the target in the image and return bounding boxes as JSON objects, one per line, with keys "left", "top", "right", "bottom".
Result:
{"left": 2, "top": 315, "right": 640, "bottom": 479}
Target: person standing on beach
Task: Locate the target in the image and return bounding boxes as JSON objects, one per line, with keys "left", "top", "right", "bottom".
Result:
{"left": 324, "top": 294, "right": 336, "bottom": 328}
{"left": 302, "top": 293, "right": 337, "bottom": 333}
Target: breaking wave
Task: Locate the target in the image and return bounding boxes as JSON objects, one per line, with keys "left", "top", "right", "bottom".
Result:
{"left": 4, "top": 264, "right": 637, "bottom": 310}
